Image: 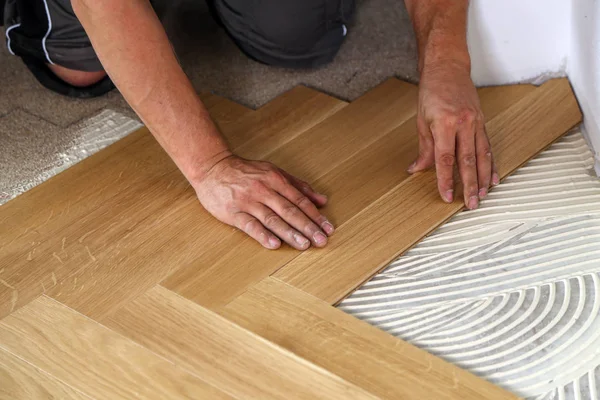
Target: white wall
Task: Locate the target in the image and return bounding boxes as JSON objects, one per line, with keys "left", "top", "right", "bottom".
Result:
{"left": 467, "top": 0, "right": 571, "bottom": 86}
{"left": 568, "top": 0, "right": 600, "bottom": 172}
{"left": 467, "top": 0, "right": 600, "bottom": 172}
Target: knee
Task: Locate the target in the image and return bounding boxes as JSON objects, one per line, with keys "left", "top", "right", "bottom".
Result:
{"left": 253, "top": 7, "right": 326, "bottom": 51}
{"left": 48, "top": 63, "right": 107, "bottom": 87}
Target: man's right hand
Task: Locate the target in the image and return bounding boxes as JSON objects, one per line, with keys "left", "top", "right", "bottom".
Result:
{"left": 192, "top": 155, "right": 335, "bottom": 250}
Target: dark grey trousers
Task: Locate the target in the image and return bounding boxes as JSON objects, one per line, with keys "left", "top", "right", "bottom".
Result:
{"left": 3, "top": 0, "right": 355, "bottom": 72}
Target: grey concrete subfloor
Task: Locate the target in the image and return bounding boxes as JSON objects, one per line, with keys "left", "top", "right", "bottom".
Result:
{"left": 0, "top": 0, "right": 418, "bottom": 202}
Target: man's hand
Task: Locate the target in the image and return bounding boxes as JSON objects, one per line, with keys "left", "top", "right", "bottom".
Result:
{"left": 408, "top": 61, "right": 499, "bottom": 209}
{"left": 193, "top": 155, "right": 334, "bottom": 250}
{"left": 404, "top": 0, "right": 498, "bottom": 209}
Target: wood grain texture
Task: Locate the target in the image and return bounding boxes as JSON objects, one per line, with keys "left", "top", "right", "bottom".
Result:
{"left": 274, "top": 78, "right": 582, "bottom": 304}
{"left": 308, "top": 84, "right": 536, "bottom": 226}
{"left": 0, "top": 89, "right": 345, "bottom": 321}
{"left": 41, "top": 88, "right": 345, "bottom": 321}
{"left": 0, "top": 347, "right": 89, "bottom": 400}
{"left": 162, "top": 79, "right": 419, "bottom": 310}
{"left": 162, "top": 82, "right": 535, "bottom": 312}
{"left": 221, "top": 277, "right": 518, "bottom": 400}
{"left": 226, "top": 85, "right": 347, "bottom": 156}
{"left": 0, "top": 296, "right": 232, "bottom": 399}
{"left": 105, "top": 285, "right": 378, "bottom": 400}
{"left": 0, "top": 95, "right": 252, "bottom": 318}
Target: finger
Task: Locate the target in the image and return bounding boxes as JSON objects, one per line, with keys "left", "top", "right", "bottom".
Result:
{"left": 408, "top": 117, "right": 435, "bottom": 173}
{"left": 272, "top": 173, "right": 334, "bottom": 236}
{"left": 491, "top": 156, "right": 500, "bottom": 186}
{"left": 456, "top": 115, "right": 480, "bottom": 210}
{"left": 233, "top": 212, "right": 281, "bottom": 250}
{"left": 263, "top": 190, "right": 328, "bottom": 248}
{"left": 476, "top": 125, "right": 493, "bottom": 199}
{"left": 280, "top": 170, "right": 328, "bottom": 208}
{"left": 431, "top": 119, "right": 457, "bottom": 203}
{"left": 250, "top": 204, "right": 312, "bottom": 250}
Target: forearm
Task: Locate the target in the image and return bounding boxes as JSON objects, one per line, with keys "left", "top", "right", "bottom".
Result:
{"left": 72, "top": 0, "right": 230, "bottom": 183}
{"left": 404, "top": 0, "right": 471, "bottom": 74}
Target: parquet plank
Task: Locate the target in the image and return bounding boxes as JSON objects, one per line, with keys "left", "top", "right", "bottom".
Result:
{"left": 40, "top": 89, "right": 346, "bottom": 321}
{"left": 274, "top": 78, "right": 582, "bottom": 303}
{"left": 0, "top": 92, "right": 249, "bottom": 236}
{"left": 162, "top": 79, "right": 419, "bottom": 309}
{"left": 0, "top": 296, "right": 233, "bottom": 399}
{"left": 0, "top": 89, "right": 345, "bottom": 320}
{"left": 221, "top": 277, "right": 517, "bottom": 400}
{"left": 309, "top": 84, "right": 536, "bottom": 225}
{"left": 0, "top": 347, "right": 89, "bottom": 400}
{"left": 225, "top": 85, "right": 347, "bottom": 154}
{"left": 201, "top": 93, "right": 255, "bottom": 131}
{"left": 104, "top": 285, "right": 378, "bottom": 400}
{"left": 162, "top": 83, "right": 534, "bottom": 311}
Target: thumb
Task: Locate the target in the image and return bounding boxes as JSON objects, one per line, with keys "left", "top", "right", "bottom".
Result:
{"left": 408, "top": 118, "right": 435, "bottom": 173}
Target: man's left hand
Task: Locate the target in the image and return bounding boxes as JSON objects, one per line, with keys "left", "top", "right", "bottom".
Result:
{"left": 407, "top": 61, "right": 499, "bottom": 209}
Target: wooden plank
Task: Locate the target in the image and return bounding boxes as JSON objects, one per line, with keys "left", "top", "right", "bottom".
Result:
{"left": 310, "top": 84, "right": 536, "bottom": 226}
{"left": 162, "top": 79, "right": 419, "bottom": 310}
{"left": 0, "top": 347, "right": 89, "bottom": 400}
{"left": 274, "top": 78, "right": 582, "bottom": 304}
{"left": 0, "top": 89, "right": 345, "bottom": 320}
{"left": 221, "top": 277, "right": 517, "bottom": 400}
{"left": 0, "top": 93, "right": 250, "bottom": 235}
{"left": 39, "top": 89, "right": 346, "bottom": 321}
{"left": 0, "top": 94, "right": 249, "bottom": 284}
{"left": 226, "top": 85, "right": 347, "bottom": 155}
{"left": 161, "top": 83, "right": 533, "bottom": 311}
{"left": 0, "top": 296, "right": 233, "bottom": 400}
{"left": 104, "top": 285, "right": 378, "bottom": 400}
{"left": 200, "top": 93, "right": 255, "bottom": 131}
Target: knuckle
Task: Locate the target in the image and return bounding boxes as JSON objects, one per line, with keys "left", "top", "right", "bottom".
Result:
{"left": 299, "top": 181, "right": 312, "bottom": 193}
{"left": 250, "top": 180, "right": 266, "bottom": 192}
{"left": 459, "top": 109, "right": 477, "bottom": 124}
{"left": 441, "top": 115, "right": 458, "bottom": 129}
{"left": 295, "top": 195, "right": 312, "bottom": 209}
{"left": 462, "top": 154, "right": 477, "bottom": 166}
{"left": 281, "top": 204, "right": 301, "bottom": 218}
{"left": 438, "top": 153, "right": 455, "bottom": 167}
{"left": 440, "top": 178, "right": 454, "bottom": 190}
{"left": 304, "top": 222, "right": 320, "bottom": 235}
{"left": 263, "top": 213, "right": 280, "bottom": 228}
{"left": 267, "top": 170, "right": 286, "bottom": 185}
{"left": 243, "top": 219, "right": 262, "bottom": 234}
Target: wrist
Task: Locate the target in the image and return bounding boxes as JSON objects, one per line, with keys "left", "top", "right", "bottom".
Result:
{"left": 184, "top": 148, "right": 234, "bottom": 187}
{"left": 419, "top": 29, "right": 471, "bottom": 75}
{"left": 421, "top": 57, "right": 471, "bottom": 79}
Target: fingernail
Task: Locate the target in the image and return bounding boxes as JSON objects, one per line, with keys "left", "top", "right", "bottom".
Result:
{"left": 443, "top": 190, "right": 454, "bottom": 203}
{"left": 479, "top": 188, "right": 488, "bottom": 199}
{"left": 468, "top": 196, "right": 479, "bottom": 210}
{"left": 314, "top": 231, "right": 327, "bottom": 245}
{"left": 492, "top": 173, "right": 500, "bottom": 186}
{"left": 323, "top": 221, "right": 335, "bottom": 235}
{"left": 268, "top": 237, "right": 281, "bottom": 249}
{"left": 294, "top": 233, "right": 309, "bottom": 248}
{"left": 407, "top": 162, "right": 416, "bottom": 173}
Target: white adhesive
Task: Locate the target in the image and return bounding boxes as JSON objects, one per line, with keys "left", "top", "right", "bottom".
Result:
{"left": 340, "top": 129, "right": 600, "bottom": 399}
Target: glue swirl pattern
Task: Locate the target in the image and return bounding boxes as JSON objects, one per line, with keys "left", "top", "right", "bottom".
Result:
{"left": 340, "top": 129, "right": 600, "bottom": 399}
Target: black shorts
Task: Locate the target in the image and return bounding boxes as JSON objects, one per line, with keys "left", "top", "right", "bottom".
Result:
{"left": 2, "top": 0, "right": 355, "bottom": 96}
